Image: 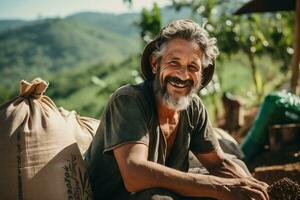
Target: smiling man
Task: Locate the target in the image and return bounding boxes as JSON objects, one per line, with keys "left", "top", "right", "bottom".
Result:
{"left": 84, "top": 19, "right": 269, "bottom": 200}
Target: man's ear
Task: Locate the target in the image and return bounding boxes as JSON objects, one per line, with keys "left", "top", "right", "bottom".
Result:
{"left": 150, "top": 55, "right": 158, "bottom": 74}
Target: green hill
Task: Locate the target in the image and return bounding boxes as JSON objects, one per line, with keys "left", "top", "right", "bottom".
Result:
{"left": 0, "top": 7, "right": 192, "bottom": 81}
{"left": 0, "top": 19, "right": 32, "bottom": 32}
{"left": 0, "top": 7, "right": 193, "bottom": 111}
{"left": 46, "top": 56, "right": 141, "bottom": 117}
{"left": 67, "top": 12, "right": 140, "bottom": 37}
{"left": 0, "top": 17, "right": 139, "bottom": 91}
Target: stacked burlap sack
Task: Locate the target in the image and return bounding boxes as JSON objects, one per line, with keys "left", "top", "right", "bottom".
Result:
{"left": 58, "top": 107, "right": 99, "bottom": 155}
{"left": 0, "top": 78, "right": 99, "bottom": 200}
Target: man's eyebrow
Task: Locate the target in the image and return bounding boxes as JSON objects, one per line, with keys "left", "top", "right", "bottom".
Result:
{"left": 166, "top": 56, "right": 180, "bottom": 60}
{"left": 166, "top": 56, "right": 201, "bottom": 66}
{"left": 191, "top": 61, "right": 201, "bottom": 66}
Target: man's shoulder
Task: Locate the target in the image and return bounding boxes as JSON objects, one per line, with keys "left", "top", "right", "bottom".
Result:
{"left": 104, "top": 81, "right": 154, "bottom": 118}
{"left": 189, "top": 94, "right": 205, "bottom": 111}
{"left": 185, "top": 94, "right": 207, "bottom": 124}
{"left": 111, "top": 82, "right": 149, "bottom": 100}
{"left": 107, "top": 81, "right": 155, "bottom": 109}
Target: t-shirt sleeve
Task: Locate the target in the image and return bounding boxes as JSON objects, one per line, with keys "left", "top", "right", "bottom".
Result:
{"left": 102, "top": 94, "right": 149, "bottom": 153}
{"left": 189, "top": 97, "right": 219, "bottom": 153}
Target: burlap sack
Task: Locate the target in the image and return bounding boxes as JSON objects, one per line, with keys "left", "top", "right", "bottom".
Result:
{"left": 59, "top": 107, "right": 99, "bottom": 155}
{"left": 214, "top": 128, "right": 244, "bottom": 159}
{"left": 0, "top": 78, "right": 93, "bottom": 200}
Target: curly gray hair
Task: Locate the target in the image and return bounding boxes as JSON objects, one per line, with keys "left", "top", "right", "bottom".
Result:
{"left": 152, "top": 19, "right": 219, "bottom": 68}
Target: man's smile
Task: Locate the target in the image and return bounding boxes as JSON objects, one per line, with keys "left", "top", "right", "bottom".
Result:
{"left": 166, "top": 77, "right": 193, "bottom": 89}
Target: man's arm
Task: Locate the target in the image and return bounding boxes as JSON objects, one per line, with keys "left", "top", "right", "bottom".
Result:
{"left": 194, "top": 144, "right": 252, "bottom": 178}
{"left": 113, "top": 143, "right": 269, "bottom": 200}
{"left": 194, "top": 144, "right": 269, "bottom": 197}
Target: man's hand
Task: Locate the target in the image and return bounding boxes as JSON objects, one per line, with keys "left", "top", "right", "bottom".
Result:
{"left": 214, "top": 176, "right": 269, "bottom": 200}
{"left": 194, "top": 145, "right": 269, "bottom": 200}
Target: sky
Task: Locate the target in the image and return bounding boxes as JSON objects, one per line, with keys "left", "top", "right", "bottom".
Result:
{"left": 0, "top": 0, "right": 170, "bottom": 20}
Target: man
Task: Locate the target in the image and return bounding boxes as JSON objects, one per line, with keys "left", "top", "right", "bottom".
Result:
{"left": 85, "top": 19, "right": 269, "bottom": 200}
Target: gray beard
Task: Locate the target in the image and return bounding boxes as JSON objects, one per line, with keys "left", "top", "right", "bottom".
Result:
{"left": 153, "top": 75, "right": 196, "bottom": 111}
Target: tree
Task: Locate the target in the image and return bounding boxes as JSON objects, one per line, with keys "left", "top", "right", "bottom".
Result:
{"left": 138, "top": 2, "right": 162, "bottom": 43}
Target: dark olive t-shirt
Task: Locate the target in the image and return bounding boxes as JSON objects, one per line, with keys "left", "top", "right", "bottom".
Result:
{"left": 84, "top": 81, "right": 218, "bottom": 200}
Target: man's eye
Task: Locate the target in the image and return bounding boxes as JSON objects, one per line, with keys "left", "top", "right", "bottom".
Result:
{"left": 169, "top": 61, "right": 178, "bottom": 66}
{"left": 189, "top": 65, "right": 199, "bottom": 72}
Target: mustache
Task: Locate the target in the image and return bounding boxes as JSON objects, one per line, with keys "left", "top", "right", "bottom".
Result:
{"left": 165, "top": 76, "right": 194, "bottom": 86}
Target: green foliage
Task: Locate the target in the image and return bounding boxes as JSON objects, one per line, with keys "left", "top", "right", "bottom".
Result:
{"left": 48, "top": 56, "right": 140, "bottom": 118}
{"left": 139, "top": 3, "right": 162, "bottom": 42}
{"left": 0, "top": 85, "right": 16, "bottom": 103}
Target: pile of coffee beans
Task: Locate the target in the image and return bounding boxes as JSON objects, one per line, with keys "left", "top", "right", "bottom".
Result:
{"left": 268, "top": 178, "right": 300, "bottom": 200}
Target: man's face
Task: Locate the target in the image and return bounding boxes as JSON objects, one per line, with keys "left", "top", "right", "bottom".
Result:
{"left": 152, "top": 38, "right": 203, "bottom": 110}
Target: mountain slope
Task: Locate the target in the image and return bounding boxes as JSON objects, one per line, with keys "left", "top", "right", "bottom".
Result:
{"left": 0, "top": 6, "right": 192, "bottom": 104}
{"left": 67, "top": 12, "right": 140, "bottom": 37}
{"left": 0, "top": 17, "right": 140, "bottom": 91}
{"left": 0, "top": 19, "right": 32, "bottom": 33}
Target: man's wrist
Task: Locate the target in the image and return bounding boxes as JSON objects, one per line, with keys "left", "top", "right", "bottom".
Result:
{"left": 204, "top": 175, "right": 234, "bottom": 199}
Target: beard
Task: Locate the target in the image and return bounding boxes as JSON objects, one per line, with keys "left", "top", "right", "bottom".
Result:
{"left": 153, "top": 67, "right": 200, "bottom": 111}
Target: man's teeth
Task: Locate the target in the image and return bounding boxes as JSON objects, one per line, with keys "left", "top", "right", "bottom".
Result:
{"left": 169, "top": 80, "right": 188, "bottom": 88}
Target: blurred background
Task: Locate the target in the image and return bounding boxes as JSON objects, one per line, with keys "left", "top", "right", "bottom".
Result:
{"left": 0, "top": 0, "right": 296, "bottom": 123}
{"left": 1, "top": 0, "right": 300, "bottom": 186}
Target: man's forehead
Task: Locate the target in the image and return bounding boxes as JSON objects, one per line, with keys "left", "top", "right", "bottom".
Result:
{"left": 163, "top": 39, "right": 203, "bottom": 60}
{"left": 164, "top": 38, "right": 202, "bottom": 53}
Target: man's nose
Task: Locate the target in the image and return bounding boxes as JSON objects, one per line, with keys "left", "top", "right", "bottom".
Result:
{"left": 177, "top": 67, "right": 190, "bottom": 80}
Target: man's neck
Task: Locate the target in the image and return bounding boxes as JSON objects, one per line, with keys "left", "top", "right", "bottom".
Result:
{"left": 156, "top": 96, "right": 180, "bottom": 157}
{"left": 156, "top": 96, "right": 179, "bottom": 124}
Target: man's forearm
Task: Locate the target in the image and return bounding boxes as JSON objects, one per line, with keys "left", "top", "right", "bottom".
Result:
{"left": 115, "top": 143, "right": 226, "bottom": 198}
{"left": 125, "top": 159, "right": 229, "bottom": 199}
{"left": 207, "top": 157, "right": 251, "bottom": 179}
{"left": 115, "top": 144, "right": 268, "bottom": 200}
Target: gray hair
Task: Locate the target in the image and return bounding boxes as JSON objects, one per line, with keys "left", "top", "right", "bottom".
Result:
{"left": 152, "top": 19, "right": 219, "bottom": 68}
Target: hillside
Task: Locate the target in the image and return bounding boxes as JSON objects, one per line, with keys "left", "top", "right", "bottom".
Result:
{"left": 45, "top": 56, "right": 141, "bottom": 117}
{"left": 67, "top": 12, "right": 140, "bottom": 37}
{"left": 0, "top": 17, "right": 140, "bottom": 91}
{"left": 0, "top": 17, "right": 139, "bottom": 69}
{"left": 0, "top": 6, "right": 192, "bottom": 98}
{"left": 0, "top": 7, "right": 196, "bottom": 111}
{"left": 0, "top": 19, "right": 32, "bottom": 32}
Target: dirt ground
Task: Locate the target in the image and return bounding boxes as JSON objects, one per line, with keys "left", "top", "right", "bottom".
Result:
{"left": 247, "top": 143, "right": 300, "bottom": 185}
